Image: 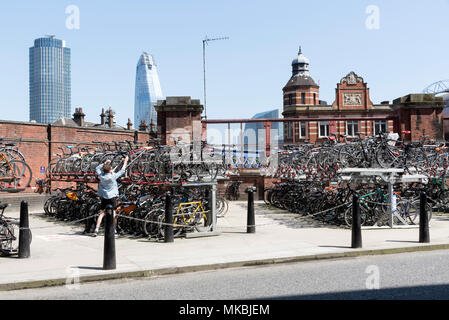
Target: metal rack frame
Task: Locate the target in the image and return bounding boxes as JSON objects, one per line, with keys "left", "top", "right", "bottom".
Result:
{"left": 338, "top": 168, "right": 428, "bottom": 228}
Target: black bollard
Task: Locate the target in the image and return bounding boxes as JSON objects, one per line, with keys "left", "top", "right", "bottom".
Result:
{"left": 103, "top": 205, "right": 116, "bottom": 270}
{"left": 247, "top": 187, "right": 256, "bottom": 233}
{"left": 419, "top": 191, "right": 430, "bottom": 243}
{"left": 164, "top": 192, "right": 174, "bottom": 243}
{"left": 205, "top": 187, "right": 212, "bottom": 227}
{"left": 18, "top": 200, "right": 31, "bottom": 258}
{"left": 351, "top": 193, "right": 362, "bottom": 248}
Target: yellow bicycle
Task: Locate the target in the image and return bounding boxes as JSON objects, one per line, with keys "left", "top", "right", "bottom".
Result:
{"left": 157, "top": 201, "right": 208, "bottom": 238}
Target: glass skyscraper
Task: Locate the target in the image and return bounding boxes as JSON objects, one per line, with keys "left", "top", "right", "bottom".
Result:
{"left": 29, "top": 36, "right": 71, "bottom": 123}
{"left": 134, "top": 52, "right": 163, "bottom": 129}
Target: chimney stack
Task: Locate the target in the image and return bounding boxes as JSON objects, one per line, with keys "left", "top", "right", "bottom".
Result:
{"left": 107, "top": 108, "right": 115, "bottom": 128}
{"left": 100, "top": 108, "right": 106, "bottom": 125}
{"left": 127, "top": 118, "right": 133, "bottom": 130}
{"left": 139, "top": 120, "right": 148, "bottom": 132}
{"left": 73, "top": 107, "right": 85, "bottom": 127}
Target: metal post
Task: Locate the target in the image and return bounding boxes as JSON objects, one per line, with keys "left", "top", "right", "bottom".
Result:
{"left": 419, "top": 191, "right": 430, "bottom": 243}
{"left": 228, "top": 123, "right": 231, "bottom": 168}
{"left": 165, "top": 192, "right": 174, "bottom": 243}
{"left": 351, "top": 193, "right": 362, "bottom": 248}
{"left": 211, "top": 183, "right": 217, "bottom": 231}
{"left": 103, "top": 205, "right": 116, "bottom": 270}
{"left": 247, "top": 187, "right": 256, "bottom": 233}
{"left": 205, "top": 187, "right": 212, "bottom": 227}
{"left": 203, "top": 40, "right": 207, "bottom": 120}
{"left": 388, "top": 178, "right": 394, "bottom": 228}
{"left": 18, "top": 200, "right": 31, "bottom": 258}
{"left": 240, "top": 122, "right": 244, "bottom": 168}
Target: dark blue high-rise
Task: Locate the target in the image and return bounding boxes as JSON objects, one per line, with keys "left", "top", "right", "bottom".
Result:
{"left": 29, "top": 36, "right": 71, "bottom": 123}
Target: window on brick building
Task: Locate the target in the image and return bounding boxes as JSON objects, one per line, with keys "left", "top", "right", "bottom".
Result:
{"left": 346, "top": 121, "right": 359, "bottom": 137}
{"left": 313, "top": 93, "right": 317, "bottom": 105}
{"left": 299, "top": 122, "right": 307, "bottom": 138}
{"left": 374, "top": 121, "right": 388, "bottom": 135}
{"left": 288, "top": 94, "right": 293, "bottom": 105}
{"left": 286, "top": 122, "right": 293, "bottom": 139}
{"left": 301, "top": 93, "right": 306, "bottom": 105}
{"left": 319, "top": 121, "right": 329, "bottom": 138}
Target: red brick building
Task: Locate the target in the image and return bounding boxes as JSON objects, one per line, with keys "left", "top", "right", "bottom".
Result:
{"left": 283, "top": 48, "right": 445, "bottom": 143}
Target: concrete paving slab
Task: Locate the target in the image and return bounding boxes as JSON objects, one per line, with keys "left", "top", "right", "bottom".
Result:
{"left": 1, "top": 200, "right": 449, "bottom": 290}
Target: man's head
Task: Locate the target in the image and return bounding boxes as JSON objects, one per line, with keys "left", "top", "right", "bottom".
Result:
{"left": 102, "top": 164, "right": 112, "bottom": 174}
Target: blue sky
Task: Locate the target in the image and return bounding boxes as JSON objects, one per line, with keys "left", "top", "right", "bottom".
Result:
{"left": 0, "top": 0, "right": 448, "bottom": 126}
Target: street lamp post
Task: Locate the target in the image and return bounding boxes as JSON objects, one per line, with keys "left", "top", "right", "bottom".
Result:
{"left": 202, "top": 36, "right": 229, "bottom": 120}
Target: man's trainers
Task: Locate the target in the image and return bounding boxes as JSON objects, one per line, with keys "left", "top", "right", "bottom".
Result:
{"left": 92, "top": 230, "right": 98, "bottom": 237}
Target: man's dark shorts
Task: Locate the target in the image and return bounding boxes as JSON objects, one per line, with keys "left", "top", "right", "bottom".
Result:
{"left": 100, "top": 197, "right": 118, "bottom": 210}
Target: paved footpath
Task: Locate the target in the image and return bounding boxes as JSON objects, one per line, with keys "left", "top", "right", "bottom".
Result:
{"left": 1, "top": 201, "right": 449, "bottom": 291}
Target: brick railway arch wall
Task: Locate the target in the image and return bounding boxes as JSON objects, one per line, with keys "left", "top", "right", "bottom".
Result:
{"left": 0, "top": 120, "right": 150, "bottom": 193}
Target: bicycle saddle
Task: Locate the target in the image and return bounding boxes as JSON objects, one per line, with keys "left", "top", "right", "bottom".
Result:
{"left": 5, "top": 143, "right": 16, "bottom": 147}
{"left": 0, "top": 203, "right": 9, "bottom": 210}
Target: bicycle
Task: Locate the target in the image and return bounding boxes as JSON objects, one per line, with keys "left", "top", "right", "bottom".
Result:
{"left": 0, "top": 151, "right": 32, "bottom": 192}
{"left": 0, "top": 203, "right": 22, "bottom": 256}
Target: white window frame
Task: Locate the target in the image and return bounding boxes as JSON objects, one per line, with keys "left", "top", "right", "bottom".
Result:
{"left": 346, "top": 121, "right": 359, "bottom": 137}
{"left": 319, "top": 121, "right": 329, "bottom": 138}
{"left": 374, "top": 120, "right": 387, "bottom": 135}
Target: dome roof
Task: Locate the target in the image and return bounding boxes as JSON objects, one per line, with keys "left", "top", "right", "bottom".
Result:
{"left": 292, "top": 47, "right": 309, "bottom": 65}
{"left": 283, "top": 75, "right": 318, "bottom": 89}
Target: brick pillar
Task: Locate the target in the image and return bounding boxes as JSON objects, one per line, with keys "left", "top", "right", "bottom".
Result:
{"left": 264, "top": 121, "right": 271, "bottom": 155}
{"left": 155, "top": 97, "right": 204, "bottom": 146}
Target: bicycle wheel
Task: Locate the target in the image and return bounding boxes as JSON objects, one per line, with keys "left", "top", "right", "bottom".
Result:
{"left": 193, "top": 212, "right": 209, "bottom": 232}
{"left": 44, "top": 196, "right": 56, "bottom": 215}
{"left": 344, "top": 205, "right": 368, "bottom": 227}
{"left": 4, "top": 149, "right": 25, "bottom": 162}
{"left": 157, "top": 213, "right": 183, "bottom": 239}
{"left": 143, "top": 208, "right": 163, "bottom": 237}
{"left": 408, "top": 200, "right": 432, "bottom": 224}
{"left": 216, "top": 197, "right": 229, "bottom": 217}
{"left": 0, "top": 160, "right": 32, "bottom": 191}
{"left": 205, "top": 162, "right": 220, "bottom": 182}
{"left": 0, "top": 220, "right": 19, "bottom": 256}
{"left": 376, "top": 145, "right": 402, "bottom": 168}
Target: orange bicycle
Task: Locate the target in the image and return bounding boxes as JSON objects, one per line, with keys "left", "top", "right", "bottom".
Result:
{"left": 0, "top": 152, "right": 32, "bottom": 192}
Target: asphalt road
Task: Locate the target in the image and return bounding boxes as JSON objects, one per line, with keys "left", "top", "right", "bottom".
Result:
{"left": 3, "top": 250, "right": 449, "bottom": 300}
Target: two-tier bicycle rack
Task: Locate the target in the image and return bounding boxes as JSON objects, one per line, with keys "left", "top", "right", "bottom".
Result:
{"left": 338, "top": 168, "right": 429, "bottom": 229}
{"left": 47, "top": 169, "right": 222, "bottom": 238}
{"left": 275, "top": 167, "right": 432, "bottom": 228}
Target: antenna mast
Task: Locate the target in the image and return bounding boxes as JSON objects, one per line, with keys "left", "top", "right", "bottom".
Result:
{"left": 203, "top": 36, "right": 229, "bottom": 120}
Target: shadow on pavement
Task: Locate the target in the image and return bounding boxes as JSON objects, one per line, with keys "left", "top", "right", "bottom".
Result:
{"left": 386, "top": 240, "right": 420, "bottom": 244}
{"left": 265, "top": 284, "right": 449, "bottom": 300}
{"left": 76, "top": 266, "right": 103, "bottom": 271}
{"left": 251, "top": 203, "right": 338, "bottom": 230}
{"left": 318, "top": 245, "right": 351, "bottom": 249}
